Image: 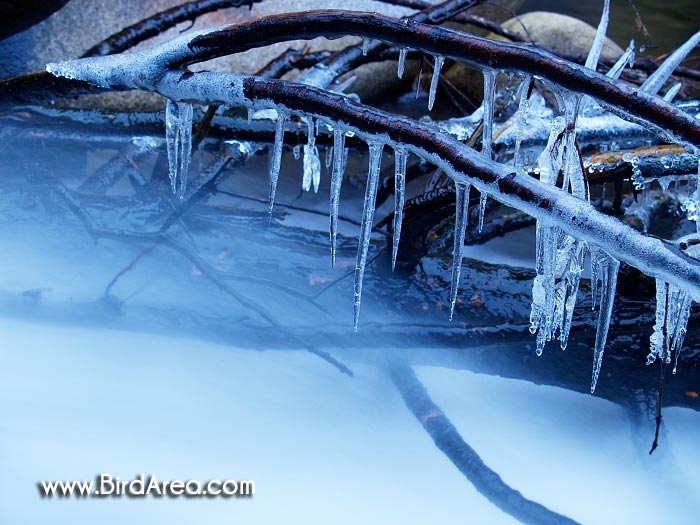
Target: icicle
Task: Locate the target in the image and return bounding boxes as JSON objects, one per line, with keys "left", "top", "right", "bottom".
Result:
{"left": 590, "top": 250, "right": 599, "bottom": 310}
{"left": 606, "top": 41, "right": 635, "bottom": 80}
{"left": 530, "top": 223, "right": 558, "bottom": 355}
{"left": 449, "top": 182, "right": 471, "bottom": 320}
{"left": 329, "top": 128, "right": 346, "bottom": 266}
{"left": 562, "top": 92, "right": 585, "bottom": 198}
{"left": 648, "top": 279, "right": 671, "bottom": 365}
{"left": 268, "top": 112, "right": 286, "bottom": 214}
{"left": 590, "top": 249, "right": 619, "bottom": 393}
{"left": 325, "top": 142, "right": 333, "bottom": 170}
{"left": 513, "top": 74, "right": 531, "bottom": 168}
{"left": 303, "top": 145, "right": 321, "bottom": 192}
{"left": 559, "top": 241, "right": 585, "bottom": 350}
{"left": 197, "top": 140, "right": 204, "bottom": 178}
{"left": 585, "top": 0, "right": 611, "bottom": 71}
{"left": 302, "top": 117, "right": 321, "bottom": 192}
{"left": 662, "top": 82, "right": 682, "bottom": 103}
{"left": 671, "top": 292, "right": 693, "bottom": 373}
{"left": 647, "top": 269, "right": 695, "bottom": 370}
{"left": 477, "top": 69, "right": 497, "bottom": 231}
{"left": 682, "top": 161, "right": 700, "bottom": 230}
{"left": 477, "top": 192, "right": 487, "bottom": 233}
{"left": 428, "top": 55, "right": 444, "bottom": 111}
{"left": 353, "top": 141, "right": 384, "bottom": 331}
{"left": 392, "top": 149, "right": 408, "bottom": 270}
{"left": 641, "top": 29, "right": 700, "bottom": 95}
{"left": 165, "top": 99, "right": 179, "bottom": 194}
{"left": 481, "top": 69, "right": 497, "bottom": 160}
{"left": 397, "top": 48, "right": 407, "bottom": 79}
{"left": 165, "top": 99, "right": 193, "bottom": 200}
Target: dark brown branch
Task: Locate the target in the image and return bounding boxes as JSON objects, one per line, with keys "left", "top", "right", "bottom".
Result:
{"left": 256, "top": 47, "right": 335, "bottom": 79}
{"left": 274, "top": 0, "right": 484, "bottom": 89}
{"left": 187, "top": 10, "right": 700, "bottom": 145}
{"left": 81, "top": 0, "right": 265, "bottom": 58}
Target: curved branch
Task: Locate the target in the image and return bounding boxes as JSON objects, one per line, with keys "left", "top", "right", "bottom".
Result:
{"left": 390, "top": 360, "right": 581, "bottom": 525}
{"left": 102, "top": 9, "right": 695, "bottom": 145}
{"left": 45, "top": 39, "right": 700, "bottom": 300}
{"left": 81, "top": 0, "right": 266, "bottom": 58}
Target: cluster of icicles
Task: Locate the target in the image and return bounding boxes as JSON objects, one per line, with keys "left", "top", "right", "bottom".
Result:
{"left": 160, "top": 0, "right": 699, "bottom": 394}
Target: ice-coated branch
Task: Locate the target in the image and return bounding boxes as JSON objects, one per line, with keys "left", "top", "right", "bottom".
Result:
{"left": 175, "top": 11, "right": 699, "bottom": 145}
{"left": 44, "top": 10, "right": 700, "bottom": 144}
{"left": 641, "top": 29, "right": 700, "bottom": 96}
{"left": 296, "top": 0, "right": 483, "bottom": 90}
{"left": 46, "top": 44, "right": 700, "bottom": 300}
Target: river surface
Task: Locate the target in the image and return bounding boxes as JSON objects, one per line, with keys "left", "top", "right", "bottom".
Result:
{"left": 1, "top": 2, "right": 700, "bottom": 522}
{"left": 0, "top": 127, "right": 698, "bottom": 524}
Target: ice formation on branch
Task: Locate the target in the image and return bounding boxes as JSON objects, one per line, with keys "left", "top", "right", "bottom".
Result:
{"left": 330, "top": 127, "right": 347, "bottom": 267}
{"left": 45, "top": 10, "right": 700, "bottom": 386}
{"left": 268, "top": 111, "right": 287, "bottom": 213}
{"left": 647, "top": 239, "right": 699, "bottom": 374}
{"left": 449, "top": 182, "right": 471, "bottom": 320}
{"left": 165, "top": 99, "right": 194, "bottom": 200}
{"left": 302, "top": 117, "right": 321, "bottom": 193}
{"left": 353, "top": 141, "right": 384, "bottom": 330}
{"left": 478, "top": 69, "right": 497, "bottom": 232}
{"left": 428, "top": 55, "right": 444, "bottom": 111}
{"left": 392, "top": 149, "right": 408, "bottom": 270}
{"left": 397, "top": 48, "right": 408, "bottom": 79}
{"left": 590, "top": 248, "right": 619, "bottom": 392}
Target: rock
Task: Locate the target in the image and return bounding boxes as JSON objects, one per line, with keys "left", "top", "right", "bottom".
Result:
{"left": 1, "top": 0, "right": 525, "bottom": 111}
{"left": 0, "top": 0, "right": 425, "bottom": 110}
{"left": 501, "top": 11, "right": 624, "bottom": 61}
{"left": 442, "top": 10, "right": 624, "bottom": 109}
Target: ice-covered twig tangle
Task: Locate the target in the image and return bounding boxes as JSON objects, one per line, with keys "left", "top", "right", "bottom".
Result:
{"left": 46, "top": 9, "right": 700, "bottom": 391}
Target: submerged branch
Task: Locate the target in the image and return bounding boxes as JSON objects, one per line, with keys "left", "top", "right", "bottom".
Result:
{"left": 389, "top": 360, "right": 581, "bottom": 525}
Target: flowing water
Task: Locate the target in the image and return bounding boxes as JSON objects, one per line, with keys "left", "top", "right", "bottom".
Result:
{"left": 1, "top": 2, "right": 700, "bottom": 523}
{"left": 0, "top": 121, "right": 698, "bottom": 524}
